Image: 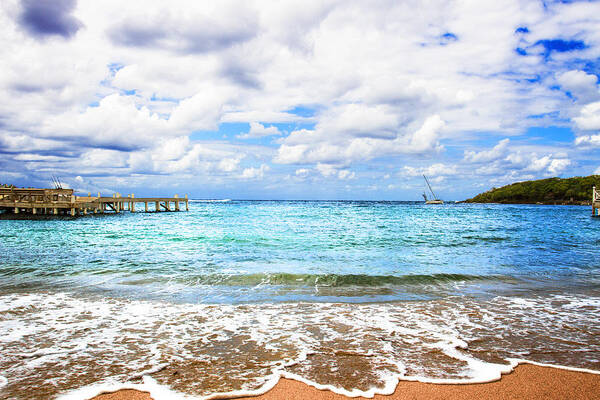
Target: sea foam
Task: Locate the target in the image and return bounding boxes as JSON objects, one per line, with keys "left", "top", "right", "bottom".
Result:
{"left": 1, "top": 291, "right": 599, "bottom": 399}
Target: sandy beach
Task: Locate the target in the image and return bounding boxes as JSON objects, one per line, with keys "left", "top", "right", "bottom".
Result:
{"left": 92, "top": 364, "right": 600, "bottom": 400}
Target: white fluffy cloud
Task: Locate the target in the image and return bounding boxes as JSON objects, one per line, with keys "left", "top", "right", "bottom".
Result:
{"left": 39, "top": 85, "right": 233, "bottom": 150}
{"left": 241, "top": 164, "right": 270, "bottom": 179}
{"left": 464, "top": 139, "right": 510, "bottom": 163}
{"left": 556, "top": 70, "right": 599, "bottom": 103}
{"left": 315, "top": 163, "right": 355, "bottom": 180}
{"left": 43, "top": 94, "right": 170, "bottom": 149}
{"left": 317, "top": 104, "right": 399, "bottom": 139}
{"left": 465, "top": 139, "right": 571, "bottom": 178}
{"left": 106, "top": 2, "right": 259, "bottom": 54}
{"left": 575, "top": 134, "right": 600, "bottom": 147}
{"left": 237, "top": 122, "right": 281, "bottom": 139}
{"left": 274, "top": 114, "right": 445, "bottom": 165}
{"left": 526, "top": 155, "right": 571, "bottom": 174}
{"left": 402, "top": 163, "right": 458, "bottom": 178}
{"left": 574, "top": 101, "right": 600, "bottom": 131}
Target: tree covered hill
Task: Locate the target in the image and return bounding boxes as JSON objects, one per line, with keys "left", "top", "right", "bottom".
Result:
{"left": 465, "top": 175, "right": 600, "bottom": 204}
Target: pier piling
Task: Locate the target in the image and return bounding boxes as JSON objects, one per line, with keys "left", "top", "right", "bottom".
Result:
{"left": 594, "top": 186, "right": 599, "bottom": 217}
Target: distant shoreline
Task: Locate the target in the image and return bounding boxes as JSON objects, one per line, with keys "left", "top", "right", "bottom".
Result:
{"left": 464, "top": 175, "right": 600, "bottom": 205}
{"left": 461, "top": 200, "right": 591, "bottom": 206}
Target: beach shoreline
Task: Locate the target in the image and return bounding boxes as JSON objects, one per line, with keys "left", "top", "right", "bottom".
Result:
{"left": 90, "top": 364, "right": 600, "bottom": 400}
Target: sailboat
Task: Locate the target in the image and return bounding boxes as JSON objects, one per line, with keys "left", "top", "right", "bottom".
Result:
{"left": 422, "top": 175, "right": 443, "bottom": 204}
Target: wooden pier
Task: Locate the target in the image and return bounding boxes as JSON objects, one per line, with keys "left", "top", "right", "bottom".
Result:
{"left": 593, "top": 186, "right": 600, "bottom": 217}
{"left": 0, "top": 188, "right": 188, "bottom": 217}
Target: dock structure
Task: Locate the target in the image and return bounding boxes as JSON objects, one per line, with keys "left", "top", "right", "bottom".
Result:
{"left": 594, "top": 186, "right": 600, "bottom": 217}
{"left": 0, "top": 187, "right": 188, "bottom": 217}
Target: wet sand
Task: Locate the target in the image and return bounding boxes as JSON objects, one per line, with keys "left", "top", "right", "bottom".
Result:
{"left": 91, "top": 364, "right": 600, "bottom": 400}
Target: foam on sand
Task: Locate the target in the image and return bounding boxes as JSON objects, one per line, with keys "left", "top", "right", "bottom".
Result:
{"left": 61, "top": 360, "right": 600, "bottom": 400}
{"left": 1, "top": 291, "right": 599, "bottom": 400}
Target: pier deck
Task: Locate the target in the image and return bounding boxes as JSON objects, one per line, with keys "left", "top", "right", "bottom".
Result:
{"left": 0, "top": 188, "right": 188, "bottom": 216}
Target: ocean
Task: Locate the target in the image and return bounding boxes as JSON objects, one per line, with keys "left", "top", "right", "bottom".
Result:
{"left": 1, "top": 201, "right": 599, "bottom": 399}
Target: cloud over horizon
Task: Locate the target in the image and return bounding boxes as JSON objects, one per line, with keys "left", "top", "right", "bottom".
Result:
{"left": 1, "top": 0, "right": 599, "bottom": 199}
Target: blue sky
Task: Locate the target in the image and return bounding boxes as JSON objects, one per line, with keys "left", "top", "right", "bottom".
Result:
{"left": 1, "top": 0, "right": 600, "bottom": 200}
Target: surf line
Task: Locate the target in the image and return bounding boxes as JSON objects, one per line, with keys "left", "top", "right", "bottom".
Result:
{"left": 58, "top": 357, "right": 600, "bottom": 400}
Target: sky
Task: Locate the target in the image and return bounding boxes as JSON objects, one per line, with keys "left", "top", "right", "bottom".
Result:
{"left": 1, "top": 0, "right": 600, "bottom": 200}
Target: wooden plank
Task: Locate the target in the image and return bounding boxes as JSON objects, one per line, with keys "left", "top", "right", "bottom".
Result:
{"left": 1, "top": 202, "right": 75, "bottom": 209}
{"left": 93, "top": 197, "right": 183, "bottom": 202}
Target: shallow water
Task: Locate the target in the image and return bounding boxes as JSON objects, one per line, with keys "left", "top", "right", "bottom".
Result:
{"left": 0, "top": 201, "right": 599, "bottom": 399}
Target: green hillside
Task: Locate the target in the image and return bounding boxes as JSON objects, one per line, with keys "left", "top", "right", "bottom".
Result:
{"left": 465, "top": 175, "right": 600, "bottom": 204}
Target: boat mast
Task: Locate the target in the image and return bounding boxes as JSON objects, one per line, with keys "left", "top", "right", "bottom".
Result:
{"left": 423, "top": 175, "right": 438, "bottom": 200}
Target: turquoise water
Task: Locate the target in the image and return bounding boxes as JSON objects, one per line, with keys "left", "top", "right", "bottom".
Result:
{"left": 1, "top": 201, "right": 598, "bottom": 302}
{"left": 1, "top": 201, "right": 599, "bottom": 399}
